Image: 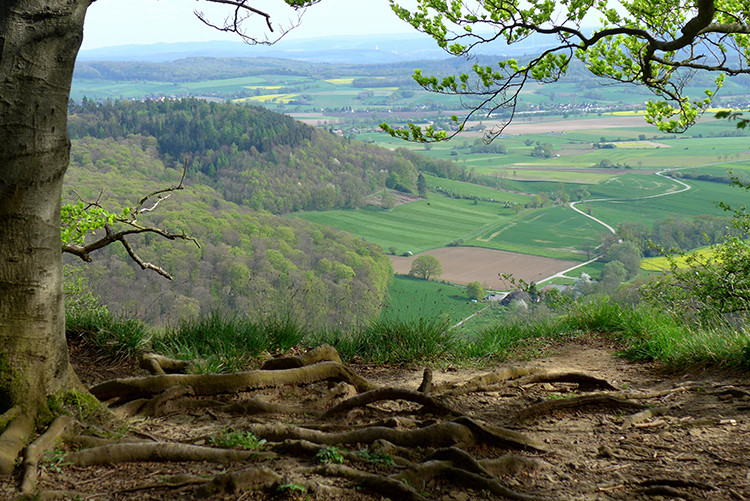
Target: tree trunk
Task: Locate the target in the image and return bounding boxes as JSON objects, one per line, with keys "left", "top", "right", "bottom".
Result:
{"left": 0, "top": 0, "right": 91, "bottom": 411}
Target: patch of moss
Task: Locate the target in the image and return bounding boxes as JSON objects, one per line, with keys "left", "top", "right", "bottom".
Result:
{"left": 48, "top": 391, "right": 110, "bottom": 425}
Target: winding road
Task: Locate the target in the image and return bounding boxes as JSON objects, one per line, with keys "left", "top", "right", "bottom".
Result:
{"left": 537, "top": 168, "right": 694, "bottom": 285}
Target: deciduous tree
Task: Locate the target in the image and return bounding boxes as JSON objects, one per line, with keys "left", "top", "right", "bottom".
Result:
{"left": 0, "top": 0, "right": 316, "bottom": 469}
{"left": 466, "top": 281, "right": 484, "bottom": 300}
{"left": 410, "top": 255, "right": 443, "bottom": 280}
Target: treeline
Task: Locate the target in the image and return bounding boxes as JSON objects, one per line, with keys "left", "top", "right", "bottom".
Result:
{"left": 666, "top": 171, "right": 748, "bottom": 185}
{"left": 606, "top": 214, "right": 741, "bottom": 258}
{"left": 72, "top": 55, "right": 485, "bottom": 84}
{"left": 75, "top": 57, "right": 324, "bottom": 83}
{"left": 68, "top": 98, "right": 465, "bottom": 213}
{"left": 64, "top": 135, "right": 392, "bottom": 329}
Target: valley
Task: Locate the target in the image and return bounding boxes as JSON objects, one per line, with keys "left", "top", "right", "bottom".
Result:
{"left": 66, "top": 50, "right": 750, "bottom": 333}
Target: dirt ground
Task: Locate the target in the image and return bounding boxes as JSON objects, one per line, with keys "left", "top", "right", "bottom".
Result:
{"left": 391, "top": 247, "right": 580, "bottom": 288}
{"left": 3, "top": 336, "right": 749, "bottom": 500}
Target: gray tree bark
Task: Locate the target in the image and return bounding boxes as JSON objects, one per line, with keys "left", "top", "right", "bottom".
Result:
{"left": 0, "top": 0, "right": 91, "bottom": 410}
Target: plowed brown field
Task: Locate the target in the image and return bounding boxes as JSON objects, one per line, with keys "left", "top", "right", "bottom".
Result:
{"left": 390, "top": 247, "right": 580, "bottom": 289}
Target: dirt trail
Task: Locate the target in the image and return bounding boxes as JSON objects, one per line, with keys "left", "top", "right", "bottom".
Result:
{"left": 3, "top": 338, "right": 748, "bottom": 500}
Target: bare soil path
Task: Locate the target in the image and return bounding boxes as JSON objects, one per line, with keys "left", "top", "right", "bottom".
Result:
{"left": 3, "top": 337, "right": 748, "bottom": 500}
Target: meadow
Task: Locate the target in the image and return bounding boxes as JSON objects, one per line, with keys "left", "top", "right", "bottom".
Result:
{"left": 71, "top": 60, "right": 750, "bottom": 295}
{"left": 381, "top": 275, "right": 489, "bottom": 329}
{"left": 293, "top": 194, "right": 516, "bottom": 255}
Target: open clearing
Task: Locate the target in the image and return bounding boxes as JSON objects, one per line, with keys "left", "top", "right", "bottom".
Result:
{"left": 9, "top": 336, "right": 748, "bottom": 500}
{"left": 390, "top": 247, "right": 580, "bottom": 289}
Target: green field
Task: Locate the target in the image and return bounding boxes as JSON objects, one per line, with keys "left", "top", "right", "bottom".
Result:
{"left": 470, "top": 206, "right": 601, "bottom": 260}
{"left": 381, "top": 275, "right": 488, "bottom": 328}
{"left": 293, "top": 194, "right": 515, "bottom": 255}
{"left": 577, "top": 179, "right": 748, "bottom": 228}
{"left": 424, "top": 174, "right": 531, "bottom": 204}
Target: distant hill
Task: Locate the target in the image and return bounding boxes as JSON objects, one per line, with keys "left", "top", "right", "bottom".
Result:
{"left": 76, "top": 33, "right": 560, "bottom": 64}
{"left": 64, "top": 98, "right": 469, "bottom": 327}
{"left": 67, "top": 98, "right": 465, "bottom": 213}
{"left": 64, "top": 134, "right": 393, "bottom": 329}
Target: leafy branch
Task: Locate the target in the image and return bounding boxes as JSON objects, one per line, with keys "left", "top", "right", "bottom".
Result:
{"left": 61, "top": 162, "right": 199, "bottom": 280}
{"left": 384, "top": 0, "right": 747, "bottom": 141}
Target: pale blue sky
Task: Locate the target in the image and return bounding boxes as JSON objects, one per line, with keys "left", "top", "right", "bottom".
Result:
{"left": 83, "top": 0, "right": 413, "bottom": 49}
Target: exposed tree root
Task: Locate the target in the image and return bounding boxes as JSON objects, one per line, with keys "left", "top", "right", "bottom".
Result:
{"left": 221, "top": 396, "right": 318, "bottom": 416}
{"left": 479, "top": 454, "right": 551, "bottom": 476}
{"left": 321, "top": 387, "right": 458, "bottom": 419}
{"left": 639, "top": 477, "right": 717, "bottom": 491}
{"left": 273, "top": 438, "right": 389, "bottom": 466}
{"left": 90, "top": 360, "right": 378, "bottom": 401}
{"left": 64, "top": 434, "right": 149, "bottom": 449}
{"left": 397, "top": 456, "right": 553, "bottom": 501}
{"left": 260, "top": 343, "right": 342, "bottom": 370}
{"left": 196, "top": 465, "right": 282, "bottom": 497}
{"left": 31, "top": 489, "right": 89, "bottom": 500}
{"left": 513, "top": 394, "right": 647, "bottom": 423}
{"left": 438, "top": 367, "right": 546, "bottom": 396}
{"left": 417, "top": 367, "right": 433, "bottom": 393}
{"left": 452, "top": 416, "right": 546, "bottom": 451}
{"left": 315, "top": 463, "right": 429, "bottom": 501}
{"left": 245, "top": 420, "right": 477, "bottom": 448}
{"left": 20, "top": 415, "right": 74, "bottom": 495}
{"left": 433, "top": 464, "right": 554, "bottom": 501}
{"left": 117, "top": 474, "right": 209, "bottom": 494}
{"left": 137, "top": 385, "right": 195, "bottom": 417}
{"left": 0, "top": 410, "right": 35, "bottom": 475}
{"left": 65, "top": 442, "right": 261, "bottom": 466}
{"left": 139, "top": 353, "right": 192, "bottom": 375}
{"left": 621, "top": 406, "right": 669, "bottom": 428}
{"left": 514, "top": 371, "right": 618, "bottom": 391}
{"left": 245, "top": 416, "right": 544, "bottom": 451}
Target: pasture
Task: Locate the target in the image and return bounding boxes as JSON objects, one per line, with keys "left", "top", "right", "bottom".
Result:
{"left": 577, "top": 179, "right": 749, "bottom": 228}
{"left": 292, "top": 194, "right": 515, "bottom": 255}
{"left": 380, "top": 275, "right": 487, "bottom": 327}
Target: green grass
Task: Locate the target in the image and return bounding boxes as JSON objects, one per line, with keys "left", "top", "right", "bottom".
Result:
{"left": 578, "top": 179, "right": 749, "bottom": 228}
{"left": 380, "top": 275, "right": 486, "bottom": 326}
{"left": 67, "top": 294, "right": 750, "bottom": 370}
{"left": 424, "top": 174, "right": 531, "bottom": 204}
{"left": 209, "top": 430, "right": 267, "bottom": 450}
{"left": 293, "top": 193, "right": 514, "bottom": 254}
{"left": 318, "top": 316, "right": 459, "bottom": 364}
{"left": 66, "top": 308, "right": 149, "bottom": 359}
{"left": 468, "top": 299, "right": 750, "bottom": 369}
{"left": 469, "top": 205, "right": 601, "bottom": 260}
{"left": 152, "top": 311, "right": 306, "bottom": 373}
{"left": 295, "top": 189, "right": 604, "bottom": 260}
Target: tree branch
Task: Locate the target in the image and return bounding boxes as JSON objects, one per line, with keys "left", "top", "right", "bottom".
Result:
{"left": 195, "top": 0, "right": 320, "bottom": 45}
{"left": 62, "top": 161, "right": 199, "bottom": 280}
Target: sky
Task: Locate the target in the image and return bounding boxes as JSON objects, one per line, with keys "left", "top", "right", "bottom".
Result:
{"left": 82, "top": 0, "right": 414, "bottom": 50}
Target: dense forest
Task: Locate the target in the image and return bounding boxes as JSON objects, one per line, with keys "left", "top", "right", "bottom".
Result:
{"left": 68, "top": 99, "right": 463, "bottom": 213}
{"left": 64, "top": 123, "right": 405, "bottom": 328}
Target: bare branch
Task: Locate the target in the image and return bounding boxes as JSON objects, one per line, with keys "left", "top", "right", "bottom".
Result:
{"left": 133, "top": 159, "right": 188, "bottom": 219}
{"left": 195, "top": 0, "right": 319, "bottom": 45}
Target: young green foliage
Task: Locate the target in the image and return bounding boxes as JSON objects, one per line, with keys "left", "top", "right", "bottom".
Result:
{"left": 385, "top": 0, "right": 746, "bottom": 140}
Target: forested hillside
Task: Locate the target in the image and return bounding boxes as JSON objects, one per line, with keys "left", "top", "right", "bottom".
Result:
{"left": 67, "top": 99, "right": 462, "bottom": 213}
{"left": 64, "top": 134, "right": 392, "bottom": 329}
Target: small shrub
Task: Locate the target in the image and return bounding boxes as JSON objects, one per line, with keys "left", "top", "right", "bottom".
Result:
{"left": 315, "top": 446, "right": 345, "bottom": 464}
{"left": 356, "top": 448, "right": 396, "bottom": 466}
{"left": 209, "top": 430, "right": 267, "bottom": 450}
